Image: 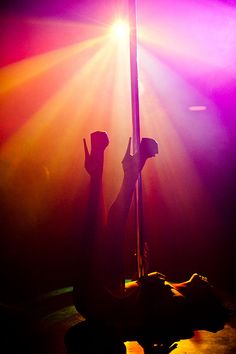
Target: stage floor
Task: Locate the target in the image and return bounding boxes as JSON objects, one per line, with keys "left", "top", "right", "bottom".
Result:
{"left": 2, "top": 286, "right": 236, "bottom": 354}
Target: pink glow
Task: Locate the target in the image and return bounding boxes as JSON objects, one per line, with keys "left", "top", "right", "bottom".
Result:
{"left": 189, "top": 106, "right": 207, "bottom": 111}
{"left": 0, "top": 0, "right": 235, "bottom": 294}
{"left": 139, "top": 0, "right": 236, "bottom": 83}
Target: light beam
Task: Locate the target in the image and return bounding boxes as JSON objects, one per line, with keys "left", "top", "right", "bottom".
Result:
{"left": 111, "top": 19, "right": 129, "bottom": 39}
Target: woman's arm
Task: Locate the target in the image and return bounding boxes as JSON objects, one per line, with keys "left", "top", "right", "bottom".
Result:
{"left": 104, "top": 137, "right": 158, "bottom": 292}
{"left": 78, "top": 131, "right": 109, "bottom": 284}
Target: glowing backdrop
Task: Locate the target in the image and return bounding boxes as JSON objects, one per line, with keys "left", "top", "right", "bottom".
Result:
{"left": 0, "top": 0, "right": 236, "bottom": 295}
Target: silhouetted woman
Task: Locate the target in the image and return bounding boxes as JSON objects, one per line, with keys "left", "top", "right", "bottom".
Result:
{"left": 66, "top": 131, "right": 227, "bottom": 354}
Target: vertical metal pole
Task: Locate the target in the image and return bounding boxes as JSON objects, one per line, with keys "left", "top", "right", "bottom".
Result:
{"left": 129, "top": 0, "right": 145, "bottom": 277}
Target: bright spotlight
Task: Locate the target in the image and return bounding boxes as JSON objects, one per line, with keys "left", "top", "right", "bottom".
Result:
{"left": 111, "top": 19, "right": 129, "bottom": 39}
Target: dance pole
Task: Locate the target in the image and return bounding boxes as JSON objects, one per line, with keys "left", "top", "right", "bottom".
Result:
{"left": 129, "top": 0, "right": 145, "bottom": 278}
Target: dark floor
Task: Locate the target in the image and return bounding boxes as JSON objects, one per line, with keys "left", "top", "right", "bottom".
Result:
{"left": 1, "top": 286, "right": 236, "bottom": 354}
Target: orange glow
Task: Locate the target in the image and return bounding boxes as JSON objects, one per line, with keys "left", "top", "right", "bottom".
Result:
{"left": 0, "top": 14, "right": 224, "bottom": 251}
{"left": 0, "top": 36, "right": 106, "bottom": 95}
{"left": 0, "top": 16, "right": 131, "bottom": 230}
{"left": 125, "top": 341, "right": 144, "bottom": 353}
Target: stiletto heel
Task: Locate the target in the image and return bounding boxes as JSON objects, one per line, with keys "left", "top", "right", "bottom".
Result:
{"left": 83, "top": 131, "right": 109, "bottom": 175}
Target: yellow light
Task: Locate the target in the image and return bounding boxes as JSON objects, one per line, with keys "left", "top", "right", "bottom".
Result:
{"left": 111, "top": 19, "right": 129, "bottom": 39}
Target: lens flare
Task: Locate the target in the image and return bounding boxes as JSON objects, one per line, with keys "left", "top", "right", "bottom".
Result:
{"left": 111, "top": 19, "right": 129, "bottom": 39}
